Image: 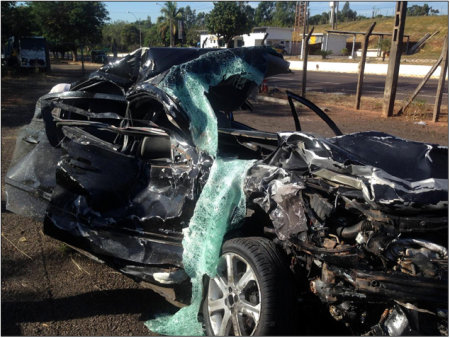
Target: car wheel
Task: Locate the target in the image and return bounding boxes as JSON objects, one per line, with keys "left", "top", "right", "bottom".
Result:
{"left": 203, "top": 237, "right": 295, "bottom": 336}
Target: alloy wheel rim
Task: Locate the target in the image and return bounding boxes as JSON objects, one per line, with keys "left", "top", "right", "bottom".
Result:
{"left": 207, "top": 252, "right": 261, "bottom": 336}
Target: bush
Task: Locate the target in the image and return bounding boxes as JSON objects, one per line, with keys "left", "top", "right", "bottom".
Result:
{"left": 315, "top": 50, "right": 333, "bottom": 59}
{"left": 340, "top": 47, "right": 348, "bottom": 55}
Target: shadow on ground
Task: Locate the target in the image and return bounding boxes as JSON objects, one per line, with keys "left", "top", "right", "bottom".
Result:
{"left": 1, "top": 289, "right": 179, "bottom": 335}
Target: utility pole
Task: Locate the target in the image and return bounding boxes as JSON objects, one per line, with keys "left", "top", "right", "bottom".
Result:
{"left": 330, "top": 2, "right": 335, "bottom": 29}
{"left": 301, "top": 2, "right": 308, "bottom": 59}
{"left": 382, "top": 1, "right": 408, "bottom": 117}
{"left": 335, "top": 2, "right": 339, "bottom": 30}
{"left": 293, "top": 2, "right": 307, "bottom": 55}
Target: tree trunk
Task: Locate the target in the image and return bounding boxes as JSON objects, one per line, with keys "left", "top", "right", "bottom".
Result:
{"left": 226, "top": 37, "right": 233, "bottom": 48}
{"left": 382, "top": 51, "right": 386, "bottom": 62}
{"left": 71, "top": 48, "right": 78, "bottom": 62}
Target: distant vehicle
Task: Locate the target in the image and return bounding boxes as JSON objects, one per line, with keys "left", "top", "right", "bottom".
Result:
{"left": 18, "top": 37, "right": 47, "bottom": 70}
{"left": 272, "top": 44, "right": 287, "bottom": 55}
{"left": 91, "top": 50, "right": 109, "bottom": 64}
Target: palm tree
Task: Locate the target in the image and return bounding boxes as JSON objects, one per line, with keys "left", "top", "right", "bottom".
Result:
{"left": 377, "top": 38, "right": 391, "bottom": 62}
{"left": 158, "top": 2, "right": 183, "bottom": 47}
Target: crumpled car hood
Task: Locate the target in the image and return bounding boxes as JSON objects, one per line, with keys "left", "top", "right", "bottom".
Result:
{"left": 263, "top": 131, "right": 448, "bottom": 213}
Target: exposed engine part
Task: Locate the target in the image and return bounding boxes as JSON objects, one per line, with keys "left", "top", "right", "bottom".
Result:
{"left": 335, "top": 220, "right": 373, "bottom": 239}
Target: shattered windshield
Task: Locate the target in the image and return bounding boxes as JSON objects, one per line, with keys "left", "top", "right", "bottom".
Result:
{"left": 145, "top": 47, "right": 274, "bottom": 335}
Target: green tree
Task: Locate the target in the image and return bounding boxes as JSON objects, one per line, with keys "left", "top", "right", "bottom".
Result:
{"left": 206, "top": 2, "right": 251, "bottom": 48}
{"left": 196, "top": 12, "right": 207, "bottom": 29}
{"left": 155, "top": 16, "right": 171, "bottom": 46}
{"left": 121, "top": 24, "right": 140, "bottom": 51}
{"left": 182, "top": 5, "right": 196, "bottom": 28}
{"left": 309, "top": 12, "right": 330, "bottom": 25}
{"left": 430, "top": 8, "right": 440, "bottom": 15}
{"left": 143, "top": 24, "right": 166, "bottom": 47}
{"left": 255, "top": 1, "right": 276, "bottom": 26}
{"left": 102, "top": 20, "right": 126, "bottom": 49}
{"left": 179, "top": 5, "right": 198, "bottom": 46}
{"left": 338, "top": 1, "right": 357, "bottom": 22}
{"left": 273, "top": 2, "right": 296, "bottom": 27}
{"left": 158, "top": 1, "right": 183, "bottom": 47}
{"left": 407, "top": 4, "right": 432, "bottom": 16}
{"left": 143, "top": 15, "right": 153, "bottom": 29}
{"left": 2, "top": 3, "right": 39, "bottom": 41}
{"left": 243, "top": 4, "right": 256, "bottom": 29}
{"left": 29, "top": 2, "right": 109, "bottom": 61}
{"left": 377, "top": 38, "right": 391, "bottom": 62}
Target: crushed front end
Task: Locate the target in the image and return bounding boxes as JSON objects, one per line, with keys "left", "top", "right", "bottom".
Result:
{"left": 245, "top": 130, "right": 448, "bottom": 335}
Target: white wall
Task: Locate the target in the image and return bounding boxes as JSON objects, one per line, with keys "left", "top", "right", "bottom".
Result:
{"left": 322, "top": 34, "right": 350, "bottom": 55}
{"left": 288, "top": 60, "right": 447, "bottom": 79}
{"left": 262, "top": 27, "right": 293, "bottom": 40}
{"left": 243, "top": 33, "right": 264, "bottom": 47}
{"left": 200, "top": 34, "right": 219, "bottom": 48}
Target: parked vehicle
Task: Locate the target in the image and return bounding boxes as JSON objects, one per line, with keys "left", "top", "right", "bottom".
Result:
{"left": 273, "top": 44, "right": 287, "bottom": 54}
{"left": 17, "top": 36, "right": 47, "bottom": 70}
{"left": 90, "top": 50, "right": 109, "bottom": 64}
{"left": 5, "top": 46, "right": 448, "bottom": 336}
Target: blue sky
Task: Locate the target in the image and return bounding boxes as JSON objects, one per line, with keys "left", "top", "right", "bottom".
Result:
{"left": 105, "top": 1, "right": 448, "bottom": 23}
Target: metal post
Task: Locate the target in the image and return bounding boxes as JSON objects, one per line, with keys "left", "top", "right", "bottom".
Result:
{"left": 382, "top": 1, "right": 408, "bottom": 117}
{"left": 351, "top": 34, "right": 356, "bottom": 58}
{"left": 397, "top": 55, "right": 443, "bottom": 115}
{"left": 433, "top": 36, "right": 448, "bottom": 122}
{"left": 377, "top": 35, "right": 381, "bottom": 57}
{"left": 301, "top": 27, "right": 315, "bottom": 97}
{"left": 301, "top": 3, "right": 307, "bottom": 59}
{"left": 330, "top": 2, "right": 335, "bottom": 29}
{"left": 355, "top": 22, "right": 376, "bottom": 109}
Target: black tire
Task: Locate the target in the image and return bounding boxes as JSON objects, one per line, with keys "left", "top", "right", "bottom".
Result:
{"left": 203, "top": 237, "right": 295, "bottom": 336}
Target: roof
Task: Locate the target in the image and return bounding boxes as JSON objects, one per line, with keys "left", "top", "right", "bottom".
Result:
{"left": 326, "top": 30, "right": 410, "bottom": 37}
{"left": 253, "top": 26, "right": 294, "bottom": 32}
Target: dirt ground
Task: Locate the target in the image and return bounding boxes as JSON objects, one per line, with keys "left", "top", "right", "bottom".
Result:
{"left": 1, "top": 63, "right": 448, "bottom": 336}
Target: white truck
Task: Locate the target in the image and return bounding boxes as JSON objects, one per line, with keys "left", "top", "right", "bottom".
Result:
{"left": 17, "top": 36, "right": 48, "bottom": 70}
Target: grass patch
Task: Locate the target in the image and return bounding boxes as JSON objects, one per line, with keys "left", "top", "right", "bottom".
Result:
{"left": 310, "top": 15, "right": 448, "bottom": 60}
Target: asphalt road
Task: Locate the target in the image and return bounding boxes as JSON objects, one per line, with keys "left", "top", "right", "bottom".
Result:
{"left": 267, "top": 71, "right": 449, "bottom": 105}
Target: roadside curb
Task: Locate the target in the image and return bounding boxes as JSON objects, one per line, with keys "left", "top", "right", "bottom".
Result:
{"left": 254, "top": 95, "right": 321, "bottom": 109}
{"left": 254, "top": 95, "right": 289, "bottom": 105}
{"left": 288, "top": 60, "right": 447, "bottom": 79}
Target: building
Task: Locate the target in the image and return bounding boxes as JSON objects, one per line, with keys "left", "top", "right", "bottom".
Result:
{"left": 200, "top": 27, "right": 294, "bottom": 53}
{"left": 320, "top": 33, "right": 351, "bottom": 55}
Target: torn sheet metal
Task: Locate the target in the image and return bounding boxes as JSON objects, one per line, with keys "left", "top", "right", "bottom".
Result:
{"left": 268, "top": 131, "right": 448, "bottom": 212}
{"left": 245, "top": 164, "right": 308, "bottom": 240}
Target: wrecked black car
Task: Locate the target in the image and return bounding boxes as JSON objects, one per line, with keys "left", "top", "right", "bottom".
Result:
{"left": 5, "top": 46, "right": 448, "bottom": 336}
